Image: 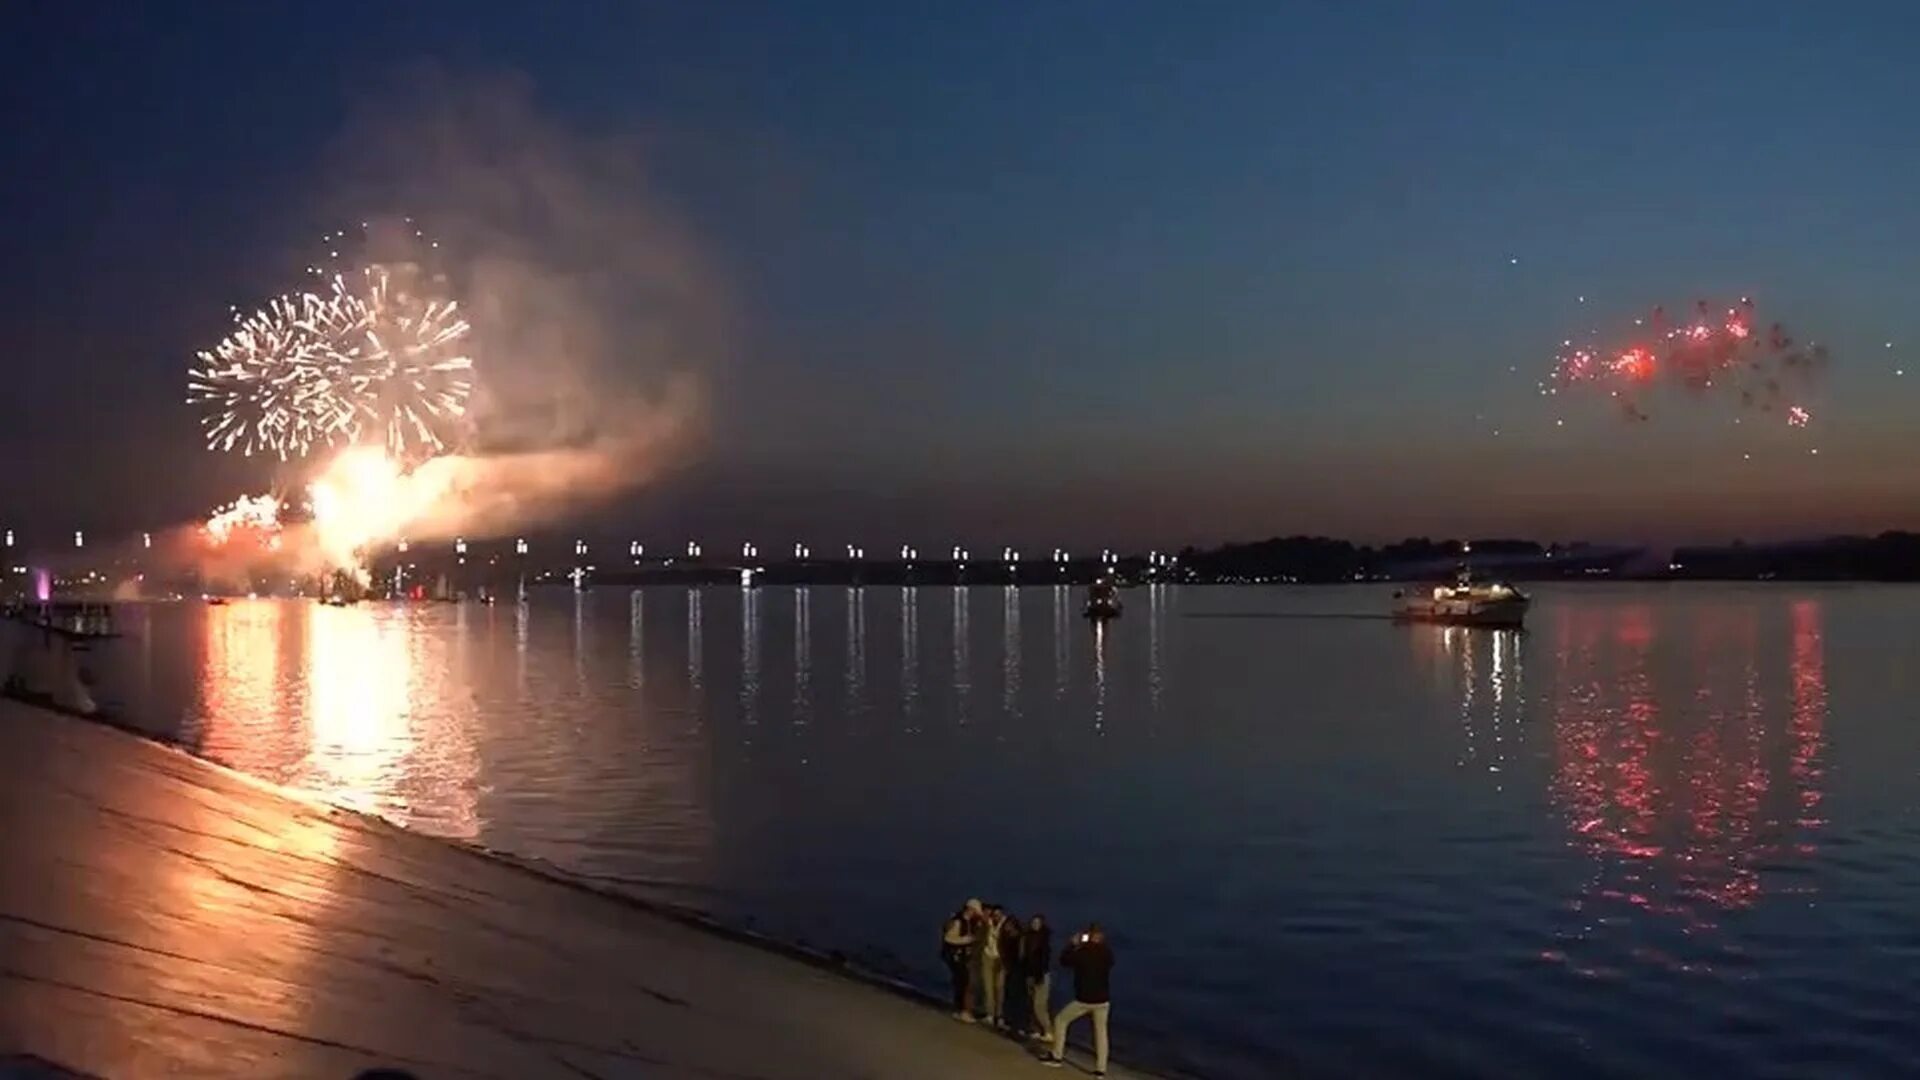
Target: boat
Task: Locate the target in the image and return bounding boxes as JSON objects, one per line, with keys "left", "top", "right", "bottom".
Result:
{"left": 1392, "top": 564, "right": 1529, "bottom": 628}
{"left": 204, "top": 596, "right": 229, "bottom": 607}
{"left": 1083, "top": 578, "right": 1123, "bottom": 619}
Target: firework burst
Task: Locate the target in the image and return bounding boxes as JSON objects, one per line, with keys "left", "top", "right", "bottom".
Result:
{"left": 1545, "top": 298, "right": 1828, "bottom": 429}
{"left": 324, "top": 265, "right": 474, "bottom": 462}
{"left": 186, "top": 295, "right": 356, "bottom": 459}
{"left": 203, "top": 493, "right": 285, "bottom": 550}
{"left": 188, "top": 220, "right": 475, "bottom": 462}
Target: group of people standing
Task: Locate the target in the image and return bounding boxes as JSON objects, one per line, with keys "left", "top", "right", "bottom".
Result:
{"left": 941, "top": 898, "right": 1114, "bottom": 1075}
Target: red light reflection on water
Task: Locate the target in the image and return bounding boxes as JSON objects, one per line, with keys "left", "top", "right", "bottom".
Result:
{"left": 1788, "top": 600, "right": 1828, "bottom": 848}
{"left": 1545, "top": 598, "right": 1828, "bottom": 965}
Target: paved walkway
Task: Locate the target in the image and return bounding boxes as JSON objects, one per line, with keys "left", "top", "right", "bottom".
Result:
{"left": 0, "top": 702, "right": 1148, "bottom": 1079}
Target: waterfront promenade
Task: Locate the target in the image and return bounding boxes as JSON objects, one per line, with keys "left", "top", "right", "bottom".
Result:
{"left": 0, "top": 701, "right": 1148, "bottom": 1079}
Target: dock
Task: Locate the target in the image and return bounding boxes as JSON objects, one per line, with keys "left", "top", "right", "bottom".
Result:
{"left": 0, "top": 701, "right": 1151, "bottom": 1078}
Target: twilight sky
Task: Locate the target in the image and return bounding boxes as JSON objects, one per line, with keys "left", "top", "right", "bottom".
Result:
{"left": 5, "top": 2, "right": 1920, "bottom": 548}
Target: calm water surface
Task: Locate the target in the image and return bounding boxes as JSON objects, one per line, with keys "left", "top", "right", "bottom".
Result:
{"left": 96, "top": 585, "right": 1920, "bottom": 1078}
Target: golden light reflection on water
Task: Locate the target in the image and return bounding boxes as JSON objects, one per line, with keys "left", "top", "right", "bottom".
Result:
{"left": 305, "top": 604, "right": 413, "bottom": 818}
{"left": 845, "top": 587, "right": 866, "bottom": 717}
{"left": 198, "top": 601, "right": 300, "bottom": 779}
{"left": 193, "top": 600, "right": 480, "bottom": 838}
{"left": 1001, "top": 586, "right": 1021, "bottom": 720}
{"left": 951, "top": 587, "right": 970, "bottom": 725}
{"left": 1052, "top": 585, "right": 1070, "bottom": 702}
{"left": 687, "top": 588, "right": 704, "bottom": 698}
{"left": 1147, "top": 583, "right": 1167, "bottom": 714}
{"left": 900, "top": 587, "right": 919, "bottom": 729}
{"left": 1091, "top": 617, "right": 1108, "bottom": 734}
{"left": 793, "top": 587, "right": 811, "bottom": 724}
{"left": 740, "top": 586, "right": 761, "bottom": 730}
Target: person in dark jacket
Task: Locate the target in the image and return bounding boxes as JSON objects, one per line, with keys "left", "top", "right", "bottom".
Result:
{"left": 941, "top": 901, "right": 980, "bottom": 1020}
{"left": 996, "top": 907, "right": 1029, "bottom": 1034}
{"left": 1018, "top": 913, "right": 1054, "bottom": 1041}
{"left": 1044, "top": 923, "right": 1114, "bottom": 1076}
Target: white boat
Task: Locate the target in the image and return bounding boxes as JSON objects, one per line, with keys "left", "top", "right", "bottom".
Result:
{"left": 1393, "top": 566, "right": 1529, "bottom": 628}
{"left": 1084, "top": 579, "right": 1123, "bottom": 619}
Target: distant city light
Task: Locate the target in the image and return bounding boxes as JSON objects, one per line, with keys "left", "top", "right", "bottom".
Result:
{"left": 629, "top": 541, "right": 643, "bottom": 558}
{"left": 575, "top": 539, "right": 588, "bottom": 556}
{"left": 73, "top": 531, "right": 83, "bottom": 549}
{"left": 455, "top": 537, "right": 468, "bottom": 555}
{"left": 515, "top": 538, "right": 528, "bottom": 555}
{"left": 142, "top": 532, "right": 151, "bottom": 550}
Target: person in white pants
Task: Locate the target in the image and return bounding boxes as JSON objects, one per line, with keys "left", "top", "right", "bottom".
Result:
{"left": 1044, "top": 923, "right": 1114, "bottom": 1077}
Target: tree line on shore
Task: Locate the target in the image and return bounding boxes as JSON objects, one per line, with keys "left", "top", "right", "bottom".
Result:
{"left": 1173, "top": 531, "right": 1920, "bottom": 583}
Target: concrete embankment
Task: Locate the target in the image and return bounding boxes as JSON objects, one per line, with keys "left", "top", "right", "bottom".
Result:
{"left": 0, "top": 701, "right": 1152, "bottom": 1079}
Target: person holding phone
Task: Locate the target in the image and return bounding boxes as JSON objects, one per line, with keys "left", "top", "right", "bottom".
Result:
{"left": 1043, "top": 922, "right": 1114, "bottom": 1076}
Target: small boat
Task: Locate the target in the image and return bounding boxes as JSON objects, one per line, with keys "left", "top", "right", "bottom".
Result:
{"left": 1393, "top": 564, "right": 1528, "bottom": 628}
{"left": 205, "top": 596, "right": 229, "bottom": 607}
{"left": 1083, "top": 578, "right": 1124, "bottom": 619}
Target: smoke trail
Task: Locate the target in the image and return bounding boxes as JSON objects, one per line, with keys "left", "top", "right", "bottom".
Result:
{"left": 320, "top": 68, "right": 730, "bottom": 540}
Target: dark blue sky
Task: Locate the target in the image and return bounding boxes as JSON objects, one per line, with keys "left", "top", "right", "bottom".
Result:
{"left": 5, "top": 2, "right": 1920, "bottom": 546}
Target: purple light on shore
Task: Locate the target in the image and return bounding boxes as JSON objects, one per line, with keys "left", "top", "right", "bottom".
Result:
{"left": 34, "top": 568, "right": 50, "bottom": 603}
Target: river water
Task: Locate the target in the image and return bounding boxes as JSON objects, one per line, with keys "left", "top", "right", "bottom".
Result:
{"left": 93, "top": 585, "right": 1920, "bottom": 1078}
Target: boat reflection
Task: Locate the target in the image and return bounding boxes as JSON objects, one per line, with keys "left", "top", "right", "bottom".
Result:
{"left": 1421, "top": 624, "right": 1525, "bottom": 782}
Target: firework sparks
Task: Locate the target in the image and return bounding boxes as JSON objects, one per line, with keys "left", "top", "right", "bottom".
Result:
{"left": 1546, "top": 298, "right": 1828, "bottom": 428}
{"left": 323, "top": 267, "right": 475, "bottom": 462}
{"left": 186, "top": 295, "right": 356, "bottom": 459}
{"left": 203, "top": 493, "right": 284, "bottom": 549}
{"left": 189, "top": 225, "right": 475, "bottom": 462}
